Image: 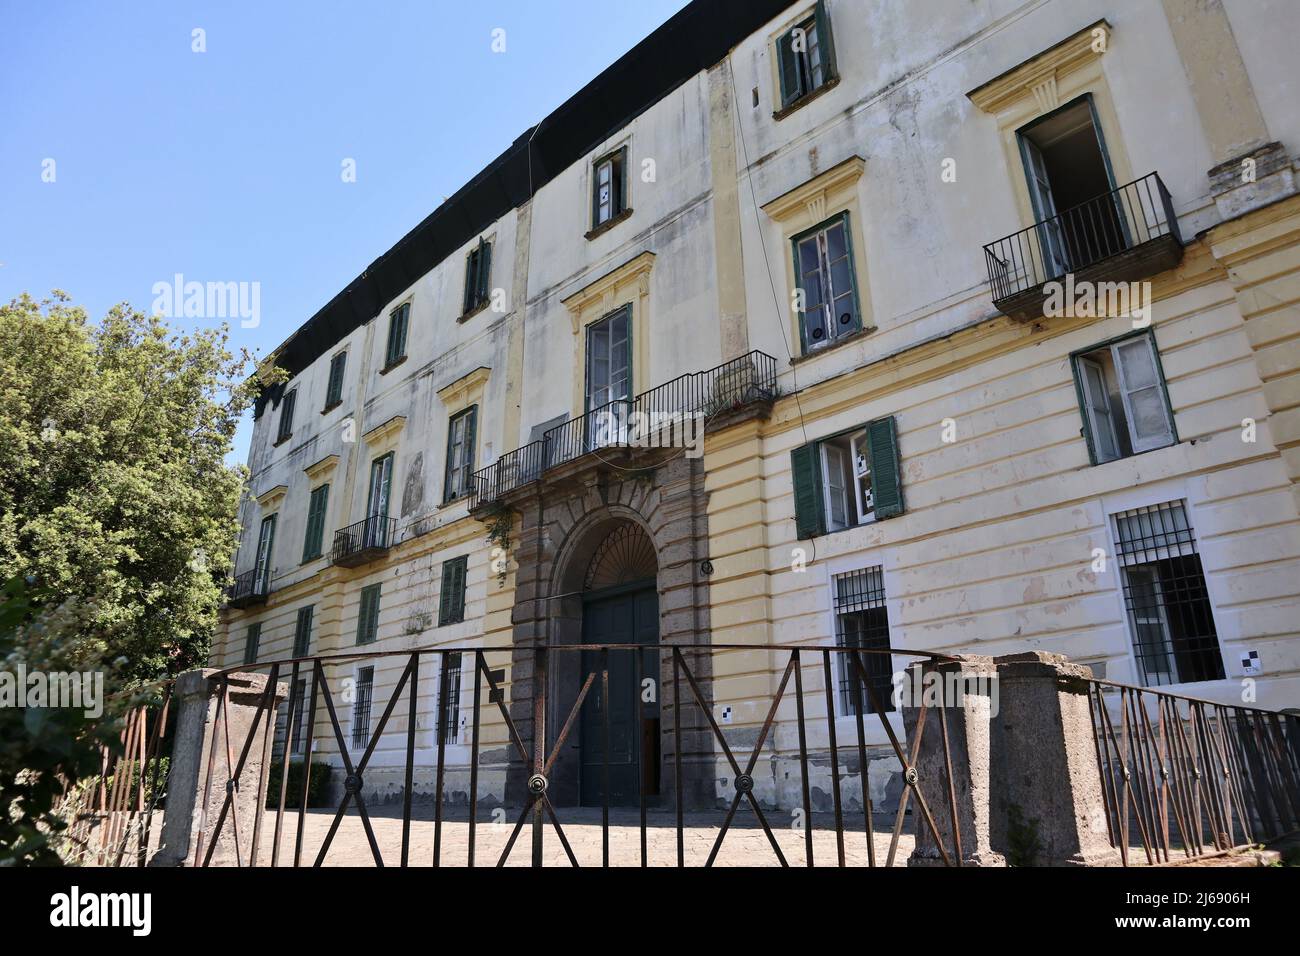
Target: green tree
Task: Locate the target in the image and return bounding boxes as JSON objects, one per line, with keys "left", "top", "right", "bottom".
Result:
{"left": 0, "top": 292, "right": 265, "bottom": 679}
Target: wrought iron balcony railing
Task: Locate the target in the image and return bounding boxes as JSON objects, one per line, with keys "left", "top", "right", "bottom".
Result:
{"left": 332, "top": 515, "right": 398, "bottom": 568}
{"left": 983, "top": 172, "right": 1184, "bottom": 320}
{"left": 226, "top": 567, "right": 270, "bottom": 609}
{"left": 470, "top": 349, "right": 779, "bottom": 509}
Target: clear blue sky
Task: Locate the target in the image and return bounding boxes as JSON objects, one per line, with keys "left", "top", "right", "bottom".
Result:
{"left": 0, "top": 0, "right": 691, "bottom": 465}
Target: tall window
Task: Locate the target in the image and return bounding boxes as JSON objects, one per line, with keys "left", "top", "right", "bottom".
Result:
{"left": 437, "top": 652, "right": 463, "bottom": 745}
{"left": 302, "top": 484, "right": 330, "bottom": 562}
{"left": 366, "top": 453, "right": 393, "bottom": 547}
{"left": 1073, "top": 332, "right": 1176, "bottom": 464}
{"left": 276, "top": 388, "right": 297, "bottom": 444}
{"left": 463, "top": 239, "right": 492, "bottom": 315}
{"left": 356, "top": 583, "right": 382, "bottom": 645}
{"left": 585, "top": 307, "right": 632, "bottom": 452}
{"left": 1112, "top": 500, "right": 1223, "bottom": 686}
{"left": 243, "top": 622, "right": 261, "bottom": 666}
{"left": 833, "top": 567, "right": 894, "bottom": 714}
{"left": 443, "top": 407, "right": 477, "bottom": 503}
{"left": 438, "top": 556, "right": 468, "bottom": 626}
{"left": 351, "top": 666, "right": 374, "bottom": 749}
{"left": 324, "top": 352, "right": 347, "bottom": 409}
{"left": 293, "top": 605, "right": 314, "bottom": 659}
{"left": 776, "top": 1, "right": 836, "bottom": 110}
{"left": 592, "top": 147, "right": 628, "bottom": 229}
{"left": 385, "top": 303, "right": 410, "bottom": 369}
{"left": 254, "top": 514, "right": 277, "bottom": 593}
{"left": 794, "top": 213, "right": 860, "bottom": 352}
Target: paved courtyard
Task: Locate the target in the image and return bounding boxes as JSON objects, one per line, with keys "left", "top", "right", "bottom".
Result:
{"left": 251, "top": 806, "right": 917, "bottom": 867}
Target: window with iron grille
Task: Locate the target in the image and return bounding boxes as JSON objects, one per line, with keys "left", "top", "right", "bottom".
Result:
{"left": 324, "top": 351, "right": 347, "bottom": 409}
{"left": 243, "top": 622, "right": 261, "bottom": 666}
{"left": 438, "top": 556, "right": 468, "bottom": 626}
{"left": 1112, "top": 500, "right": 1224, "bottom": 686}
{"left": 437, "top": 653, "right": 463, "bottom": 745}
{"left": 276, "top": 388, "right": 297, "bottom": 444}
{"left": 384, "top": 303, "right": 410, "bottom": 369}
{"left": 351, "top": 666, "right": 374, "bottom": 750}
{"left": 832, "top": 566, "right": 894, "bottom": 714}
{"left": 293, "top": 605, "right": 313, "bottom": 658}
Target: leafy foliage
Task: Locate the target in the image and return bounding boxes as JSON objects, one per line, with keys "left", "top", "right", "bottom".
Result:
{"left": 0, "top": 293, "right": 267, "bottom": 678}
{"left": 0, "top": 577, "right": 151, "bottom": 865}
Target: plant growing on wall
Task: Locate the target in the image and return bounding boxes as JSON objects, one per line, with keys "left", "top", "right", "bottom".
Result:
{"left": 480, "top": 503, "right": 514, "bottom": 587}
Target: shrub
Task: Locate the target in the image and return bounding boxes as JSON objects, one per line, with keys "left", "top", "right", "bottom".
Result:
{"left": 264, "top": 759, "right": 333, "bottom": 809}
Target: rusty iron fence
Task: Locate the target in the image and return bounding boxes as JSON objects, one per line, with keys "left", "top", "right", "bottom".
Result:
{"left": 52, "top": 689, "right": 173, "bottom": 867}
{"left": 1087, "top": 680, "right": 1300, "bottom": 866}
{"left": 192, "top": 643, "right": 966, "bottom": 868}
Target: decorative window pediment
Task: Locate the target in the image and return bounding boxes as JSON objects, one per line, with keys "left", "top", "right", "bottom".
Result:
{"left": 303, "top": 454, "right": 340, "bottom": 483}
{"left": 256, "top": 484, "right": 289, "bottom": 510}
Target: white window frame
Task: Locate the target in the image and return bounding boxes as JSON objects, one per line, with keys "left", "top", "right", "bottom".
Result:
{"left": 820, "top": 553, "right": 904, "bottom": 739}
{"left": 818, "top": 428, "right": 874, "bottom": 532}
{"left": 1112, "top": 336, "right": 1175, "bottom": 454}
{"left": 1099, "top": 481, "right": 1230, "bottom": 690}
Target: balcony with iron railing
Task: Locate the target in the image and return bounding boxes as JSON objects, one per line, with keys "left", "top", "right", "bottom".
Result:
{"left": 332, "top": 515, "right": 398, "bottom": 568}
{"left": 225, "top": 567, "right": 270, "bottom": 609}
{"left": 983, "top": 172, "right": 1184, "bottom": 321}
{"left": 470, "top": 349, "right": 779, "bottom": 510}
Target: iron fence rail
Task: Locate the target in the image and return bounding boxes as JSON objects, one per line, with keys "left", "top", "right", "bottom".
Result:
{"left": 470, "top": 350, "right": 779, "bottom": 509}
{"left": 194, "top": 643, "right": 959, "bottom": 868}
{"left": 1087, "top": 679, "right": 1300, "bottom": 865}
{"left": 982, "top": 171, "right": 1181, "bottom": 304}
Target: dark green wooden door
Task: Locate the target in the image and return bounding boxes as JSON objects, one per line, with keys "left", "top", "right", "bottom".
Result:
{"left": 580, "top": 586, "right": 659, "bottom": 807}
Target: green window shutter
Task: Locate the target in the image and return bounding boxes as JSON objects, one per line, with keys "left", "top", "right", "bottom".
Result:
{"left": 277, "top": 389, "right": 296, "bottom": 442}
{"left": 439, "top": 560, "right": 455, "bottom": 625}
{"left": 326, "top": 353, "right": 346, "bottom": 407}
{"left": 244, "top": 623, "right": 261, "bottom": 665}
{"left": 357, "top": 584, "right": 381, "bottom": 645}
{"left": 303, "top": 484, "right": 329, "bottom": 561}
{"left": 293, "top": 605, "right": 313, "bottom": 658}
{"left": 815, "top": 0, "right": 837, "bottom": 82}
{"left": 463, "top": 405, "right": 478, "bottom": 478}
{"left": 477, "top": 241, "right": 492, "bottom": 306}
{"left": 866, "top": 416, "right": 904, "bottom": 519}
{"left": 777, "top": 29, "right": 801, "bottom": 106}
{"left": 791, "top": 443, "right": 826, "bottom": 539}
{"left": 439, "top": 557, "right": 468, "bottom": 625}
{"left": 617, "top": 147, "right": 629, "bottom": 215}
{"left": 463, "top": 247, "right": 479, "bottom": 314}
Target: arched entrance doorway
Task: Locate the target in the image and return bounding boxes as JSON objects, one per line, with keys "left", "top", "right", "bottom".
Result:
{"left": 577, "top": 522, "right": 659, "bottom": 806}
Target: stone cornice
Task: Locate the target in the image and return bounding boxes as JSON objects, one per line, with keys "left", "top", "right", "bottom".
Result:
{"left": 562, "top": 251, "right": 656, "bottom": 332}
{"left": 362, "top": 415, "right": 407, "bottom": 446}
{"left": 968, "top": 20, "right": 1111, "bottom": 114}
{"left": 255, "top": 484, "right": 289, "bottom": 510}
{"left": 761, "top": 156, "right": 866, "bottom": 223}
{"left": 436, "top": 366, "right": 492, "bottom": 409}
{"left": 303, "top": 454, "right": 340, "bottom": 483}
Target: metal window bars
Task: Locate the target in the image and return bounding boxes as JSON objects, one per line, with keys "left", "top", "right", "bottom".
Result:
{"left": 469, "top": 350, "right": 779, "bottom": 509}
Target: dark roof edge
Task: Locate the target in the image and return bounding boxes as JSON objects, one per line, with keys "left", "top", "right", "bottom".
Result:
{"left": 255, "top": 0, "right": 794, "bottom": 417}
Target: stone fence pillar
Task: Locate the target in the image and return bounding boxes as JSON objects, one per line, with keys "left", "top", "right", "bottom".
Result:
{"left": 990, "top": 652, "right": 1119, "bottom": 866}
{"left": 903, "top": 655, "right": 1005, "bottom": 866}
{"left": 905, "top": 651, "right": 1119, "bottom": 867}
{"left": 152, "top": 669, "right": 287, "bottom": 867}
